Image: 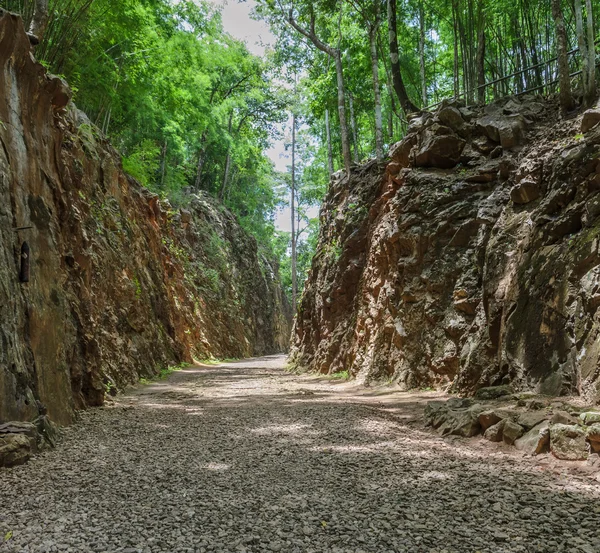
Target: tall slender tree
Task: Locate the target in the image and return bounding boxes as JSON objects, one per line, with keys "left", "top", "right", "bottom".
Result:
{"left": 552, "top": 0, "right": 575, "bottom": 112}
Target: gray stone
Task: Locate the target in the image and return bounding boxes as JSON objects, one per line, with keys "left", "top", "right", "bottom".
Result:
{"left": 550, "top": 424, "right": 589, "bottom": 460}
{"left": 579, "top": 412, "right": 600, "bottom": 425}
{"left": 586, "top": 424, "right": 600, "bottom": 453}
{"left": 477, "top": 114, "right": 526, "bottom": 149}
{"left": 473, "top": 385, "right": 513, "bottom": 401}
{"left": 516, "top": 411, "right": 548, "bottom": 431}
{"left": 550, "top": 410, "right": 578, "bottom": 426}
{"left": 484, "top": 419, "right": 506, "bottom": 442}
{"left": 514, "top": 421, "right": 550, "bottom": 455}
{"left": 503, "top": 420, "right": 525, "bottom": 445}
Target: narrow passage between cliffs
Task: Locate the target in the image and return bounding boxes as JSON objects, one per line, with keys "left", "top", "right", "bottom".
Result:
{"left": 1, "top": 356, "right": 598, "bottom": 553}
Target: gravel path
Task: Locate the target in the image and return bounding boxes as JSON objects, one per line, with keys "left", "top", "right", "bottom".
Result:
{"left": 1, "top": 355, "right": 599, "bottom": 553}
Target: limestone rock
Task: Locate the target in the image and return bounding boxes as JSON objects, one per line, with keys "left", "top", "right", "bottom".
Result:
{"left": 514, "top": 421, "right": 550, "bottom": 455}
{"left": 502, "top": 420, "right": 525, "bottom": 445}
{"left": 550, "top": 424, "right": 588, "bottom": 461}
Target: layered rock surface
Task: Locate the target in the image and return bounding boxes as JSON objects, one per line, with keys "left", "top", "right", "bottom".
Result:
{"left": 0, "top": 12, "right": 291, "bottom": 426}
{"left": 292, "top": 91, "right": 600, "bottom": 403}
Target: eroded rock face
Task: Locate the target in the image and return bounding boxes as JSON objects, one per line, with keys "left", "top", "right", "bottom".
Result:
{"left": 0, "top": 13, "right": 291, "bottom": 425}
{"left": 292, "top": 92, "right": 600, "bottom": 403}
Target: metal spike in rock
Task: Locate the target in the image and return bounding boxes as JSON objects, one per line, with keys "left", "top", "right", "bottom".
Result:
{"left": 19, "top": 242, "right": 30, "bottom": 283}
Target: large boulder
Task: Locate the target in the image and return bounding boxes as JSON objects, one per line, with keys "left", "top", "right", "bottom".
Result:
{"left": 587, "top": 424, "right": 600, "bottom": 453}
{"left": 414, "top": 127, "right": 466, "bottom": 169}
{"left": 550, "top": 424, "right": 588, "bottom": 460}
{"left": 510, "top": 179, "right": 540, "bottom": 204}
{"left": 516, "top": 411, "right": 548, "bottom": 431}
{"left": 476, "top": 114, "right": 526, "bottom": 149}
{"left": 503, "top": 420, "right": 525, "bottom": 445}
{"left": 514, "top": 421, "right": 550, "bottom": 455}
{"left": 581, "top": 109, "right": 600, "bottom": 133}
{"left": 0, "top": 434, "right": 32, "bottom": 467}
{"left": 579, "top": 412, "right": 600, "bottom": 425}
{"left": 484, "top": 420, "right": 506, "bottom": 442}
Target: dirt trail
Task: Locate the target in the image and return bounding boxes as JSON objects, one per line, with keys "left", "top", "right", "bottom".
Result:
{"left": 1, "top": 356, "right": 598, "bottom": 553}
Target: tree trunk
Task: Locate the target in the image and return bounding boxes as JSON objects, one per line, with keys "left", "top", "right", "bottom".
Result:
{"left": 419, "top": 1, "right": 427, "bottom": 107}
{"left": 325, "top": 109, "right": 334, "bottom": 176}
{"left": 369, "top": 25, "right": 384, "bottom": 162}
{"left": 159, "top": 140, "right": 167, "bottom": 189}
{"left": 552, "top": 0, "right": 575, "bottom": 112}
{"left": 585, "top": 0, "right": 597, "bottom": 105}
{"left": 575, "top": 0, "right": 590, "bottom": 95}
{"left": 452, "top": 0, "right": 460, "bottom": 99}
{"left": 194, "top": 131, "right": 209, "bottom": 191}
{"left": 219, "top": 113, "right": 233, "bottom": 201}
{"left": 333, "top": 51, "right": 352, "bottom": 173}
{"left": 349, "top": 92, "right": 359, "bottom": 163}
{"left": 476, "top": 1, "right": 486, "bottom": 104}
{"left": 287, "top": 11, "right": 351, "bottom": 174}
{"left": 29, "top": 0, "right": 49, "bottom": 41}
{"left": 291, "top": 113, "right": 297, "bottom": 310}
{"left": 387, "top": 0, "right": 418, "bottom": 114}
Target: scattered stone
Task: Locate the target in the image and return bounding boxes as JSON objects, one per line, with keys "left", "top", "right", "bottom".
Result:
{"left": 550, "top": 424, "right": 589, "bottom": 461}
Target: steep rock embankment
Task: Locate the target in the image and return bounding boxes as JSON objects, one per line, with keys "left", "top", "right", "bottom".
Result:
{"left": 0, "top": 12, "right": 291, "bottom": 426}
{"left": 293, "top": 91, "right": 600, "bottom": 403}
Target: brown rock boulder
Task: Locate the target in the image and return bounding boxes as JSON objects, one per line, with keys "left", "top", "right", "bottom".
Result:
{"left": 414, "top": 131, "right": 466, "bottom": 169}
{"left": 477, "top": 114, "right": 526, "bottom": 149}
{"left": 510, "top": 179, "right": 541, "bottom": 204}
{"left": 581, "top": 109, "right": 600, "bottom": 133}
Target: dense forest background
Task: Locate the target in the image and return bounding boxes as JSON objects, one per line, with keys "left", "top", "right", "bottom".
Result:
{"left": 3, "top": 0, "right": 599, "bottom": 304}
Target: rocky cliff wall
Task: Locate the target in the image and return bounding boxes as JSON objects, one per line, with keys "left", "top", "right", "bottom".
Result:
{"left": 292, "top": 91, "right": 600, "bottom": 404}
{"left": 0, "top": 12, "right": 291, "bottom": 425}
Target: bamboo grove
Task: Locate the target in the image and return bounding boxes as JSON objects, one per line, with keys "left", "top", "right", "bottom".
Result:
{"left": 3, "top": 0, "right": 600, "bottom": 303}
